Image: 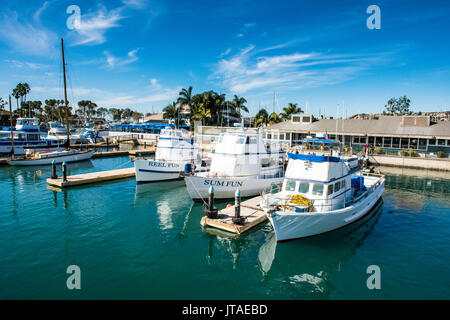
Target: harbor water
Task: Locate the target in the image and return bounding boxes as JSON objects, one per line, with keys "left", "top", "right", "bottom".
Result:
{"left": 0, "top": 156, "right": 449, "bottom": 299}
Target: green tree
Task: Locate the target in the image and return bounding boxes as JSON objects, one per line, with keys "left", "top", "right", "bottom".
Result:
{"left": 163, "top": 102, "right": 179, "bottom": 122}
{"left": 384, "top": 96, "right": 411, "bottom": 115}
{"left": 231, "top": 95, "right": 249, "bottom": 117}
{"left": 279, "top": 103, "right": 302, "bottom": 120}
{"left": 0, "top": 98, "right": 7, "bottom": 110}
{"left": 254, "top": 108, "right": 269, "bottom": 127}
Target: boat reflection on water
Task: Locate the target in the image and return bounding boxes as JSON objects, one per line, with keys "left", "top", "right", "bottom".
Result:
{"left": 134, "top": 180, "right": 187, "bottom": 231}
{"left": 203, "top": 200, "right": 382, "bottom": 297}
{"left": 256, "top": 201, "right": 383, "bottom": 295}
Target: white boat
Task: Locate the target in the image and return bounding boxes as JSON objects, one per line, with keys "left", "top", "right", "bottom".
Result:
{"left": 7, "top": 38, "right": 94, "bottom": 166}
{"left": 184, "top": 129, "right": 284, "bottom": 201}
{"left": 46, "top": 122, "right": 88, "bottom": 145}
{"left": 0, "top": 118, "right": 63, "bottom": 155}
{"left": 8, "top": 149, "right": 94, "bottom": 166}
{"left": 134, "top": 128, "right": 208, "bottom": 183}
{"left": 260, "top": 153, "right": 385, "bottom": 242}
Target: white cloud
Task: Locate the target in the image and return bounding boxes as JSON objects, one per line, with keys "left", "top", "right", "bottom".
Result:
{"left": 0, "top": 11, "right": 57, "bottom": 56}
{"left": 5, "top": 60, "right": 47, "bottom": 70}
{"left": 103, "top": 49, "right": 139, "bottom": 68}
{"left": 213, "top": 44, "right": 379, "bottom": 94}
{"left": 71, "top": 5, "right": 125, "bottom": 46}
{"left": 33, "top": 1, "right": 50, "bottom": 23}
{"left": 122, "top": 0, "right": 148, "bottom": 9}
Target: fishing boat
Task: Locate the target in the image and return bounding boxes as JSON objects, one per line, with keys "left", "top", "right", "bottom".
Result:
{"left": 260, "top": 152, "right": 385, "bottom": 242}
{"left": 184, "top": 129, "right": 284, "bottom": 201}
{"left": 0, "top": 118, "right": 63, "bottom": 155}
{"left": 46, "top": 122, "right": 88, "bottom": 144}
{"left": 8, "top": 38, "right": 93, "bottom": 166}
{"left": 134, "top": 128, "right": 208, "bottom": 183}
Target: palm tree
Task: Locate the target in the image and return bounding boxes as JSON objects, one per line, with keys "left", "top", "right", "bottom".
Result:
{"left": 0, "top": 98, "right": 7, "bottom": 111}
{"left": 12, "top": 86, "right": 21, "bottom": 109}
{"left": 163, "top": 102, "right": 178, "bottom": 122}
{"left": 191, "top": 104, "right": 211, "bottom": 126}
{"left": 231, "top": 95, "right": 249, "bottom": 117}
{"left": 279, "top": 103, "right": 302, "bottom": 120}
{"left": 254, "top": 108, "right": 269, "bottom": 127}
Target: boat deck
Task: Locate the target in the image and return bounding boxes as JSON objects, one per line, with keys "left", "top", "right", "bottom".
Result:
{"left": 46, "top": 167, "right": 135, "bottom": 188}
{"left": 200, "top": 196, "right": 268, "bottom": 235}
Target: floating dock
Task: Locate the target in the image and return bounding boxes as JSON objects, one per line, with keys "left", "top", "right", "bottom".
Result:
{"left": 92, "top": 148, "right": 155, "bottom": 158}
{"left": 200, "top": 196, "right": 267, "bottom": 235}
{"left": 46, "top": 167, "right": 135, "bottom": 188}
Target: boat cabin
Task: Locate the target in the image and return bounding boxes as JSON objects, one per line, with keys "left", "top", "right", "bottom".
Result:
{"left": 209, "top": 130, "right": 283, "bottom": 178}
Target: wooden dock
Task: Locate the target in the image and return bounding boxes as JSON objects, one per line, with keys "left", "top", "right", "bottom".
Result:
{"left": 46, "top": 167, "right": 135, "bottom": 188}
{"left": 92, "top": 148, "right": 155, "bottom": 158}
{"left": 200, "top": 196, "right": 268, "bottom": 235}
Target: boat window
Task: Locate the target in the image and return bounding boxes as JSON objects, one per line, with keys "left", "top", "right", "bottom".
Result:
{"left": 327, "top": 184, "right": 334, "bottom": 195}
{"left": 335, "top": 181, "right": 341, "bottom": 192}
{"left": 342, "top": 180, "right": 346, "bottom": 189}
{"left": 245, "top": 136, "right": 250, "bottom": 144}
{"left": 237, "top": 136, "right": 245, "bottom": 144}
{"left": 285, "top": 180, "right": 297, "bottom": 191}
{"left": 249, "top": 137, "right": 257, "bottom": 144}
{"left": 312, "top": 183, "right": 324, "bottom": 196}
{"left": 298, "top": 181, "right": 310, "bottom": 194}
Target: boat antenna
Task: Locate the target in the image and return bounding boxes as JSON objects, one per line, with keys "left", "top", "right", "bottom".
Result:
{"left": 9, "top": 95, "right": 14, "bottom": 159}
{"left": 61, "top": 38, "right": 70, "bottom": 149}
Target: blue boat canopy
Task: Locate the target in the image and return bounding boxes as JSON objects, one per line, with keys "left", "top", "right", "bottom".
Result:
{"left": 296, "top": 139, "right": 339, "bottom": 144}
{"left": 287, "top": 153, "right": 342, "bottom": 162}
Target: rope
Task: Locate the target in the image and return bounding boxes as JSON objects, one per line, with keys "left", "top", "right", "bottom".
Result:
{"left": 185, "top": 175, "right": 209, "bottom": 206}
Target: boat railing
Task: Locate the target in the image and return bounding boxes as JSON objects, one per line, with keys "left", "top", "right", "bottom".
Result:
{"left": 261, "top": 174, "right": 385, "bottom": 214}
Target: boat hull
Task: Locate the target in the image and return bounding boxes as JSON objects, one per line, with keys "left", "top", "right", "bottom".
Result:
{"left": 268, "top": 181, "right": 385, "bottom": 242}
{"left": 8, "top": 150, "right": 94, "bottom": 166}
{"left": 134, "top": 159, "right": 185, "bottom": 183}
{"left": 184, "top": 175, "right": 283, "bottom": 201}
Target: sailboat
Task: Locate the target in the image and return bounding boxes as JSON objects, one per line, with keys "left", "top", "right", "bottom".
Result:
{"left": 8, "top": 38, "right": 93, "bottom": 166}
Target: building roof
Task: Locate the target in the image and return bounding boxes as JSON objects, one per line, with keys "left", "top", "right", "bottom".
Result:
{"left": 144, "top": 113, "right": 164, "bottom": 121}
{"left": 266, "top": 115, "right": 450, "bottom": 139}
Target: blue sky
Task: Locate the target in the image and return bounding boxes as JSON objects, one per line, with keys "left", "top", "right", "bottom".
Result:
{"left": 0, "top": 0, "right": 449, "bottom": 117}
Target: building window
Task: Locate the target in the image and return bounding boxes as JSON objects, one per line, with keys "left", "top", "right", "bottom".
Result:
{"left": 401, "top": 138, "right": 409, "bottom": 149}
{"left": 410, "top": 138, "right": 418, "bottom": 149}
{"left": 302, "top": 116, "right": 311, "bottom": 123}
{"left": 353, "top": 136, "right": 360, "bottom": 144}
{"left": 376, "top": 137, "right": 382, "bottom": 147}
{"left": 279, "top": 133, "right": 285, "bottom": 140}
{"left": 419, "top": 139, "right": 427, "bottom": 149}
{"left": 392, "top": 137, "right": 400, "bottom": 148}
{"left": 438, "top": 139, "right": 446, "bottom": 146}
{"left": 360, "top": 136, "right": 367, "bottom": 144}
{"left": 292, "top": 116, "right": 300, "bottom": 123}
{"left": 447, "top": 140, "right": 450, "bottom": 146}
{"left": 383, "top": 137, "right": 391, "bottom": 147}
{"left": 429, "top": 138, "right": 436, "bottom": 145}
{"left": 267, "top": 133, "right": 271, "bottom": 140}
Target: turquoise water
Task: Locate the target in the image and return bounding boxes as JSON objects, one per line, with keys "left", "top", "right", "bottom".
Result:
{"left": 0, "top": 157, "right": 449, "bottom": 299}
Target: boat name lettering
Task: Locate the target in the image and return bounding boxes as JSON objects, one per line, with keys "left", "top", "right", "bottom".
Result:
{"left": 203, "top": 180, "right": 243, "bottom": 187}
{"left": 148, "top": 162, "right": 179, "bottom": 168}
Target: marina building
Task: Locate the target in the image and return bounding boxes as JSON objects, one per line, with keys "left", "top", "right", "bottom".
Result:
{"left": 263, "top": 114, "right": 450, "bottom": 156}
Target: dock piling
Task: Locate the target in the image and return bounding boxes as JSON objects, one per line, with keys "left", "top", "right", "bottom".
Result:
{"left": 203, "top": 186, "right": 218, "bottom": 219}
{"left": 62, "top": 162, "right": 67, "bottom": 182}
{"left": 232, "top": 189, "right": 245, "bottom": 225}
{"left": 51, "top": 160, "right": 57, "bottom": 179}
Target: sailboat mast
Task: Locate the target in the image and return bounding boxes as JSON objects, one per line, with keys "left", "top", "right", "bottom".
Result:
{"left": 61, "top": 38, "right": 70, "bottom": 148}
{"left": 9, "top": 95, "right": 14, "bottom": 158}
